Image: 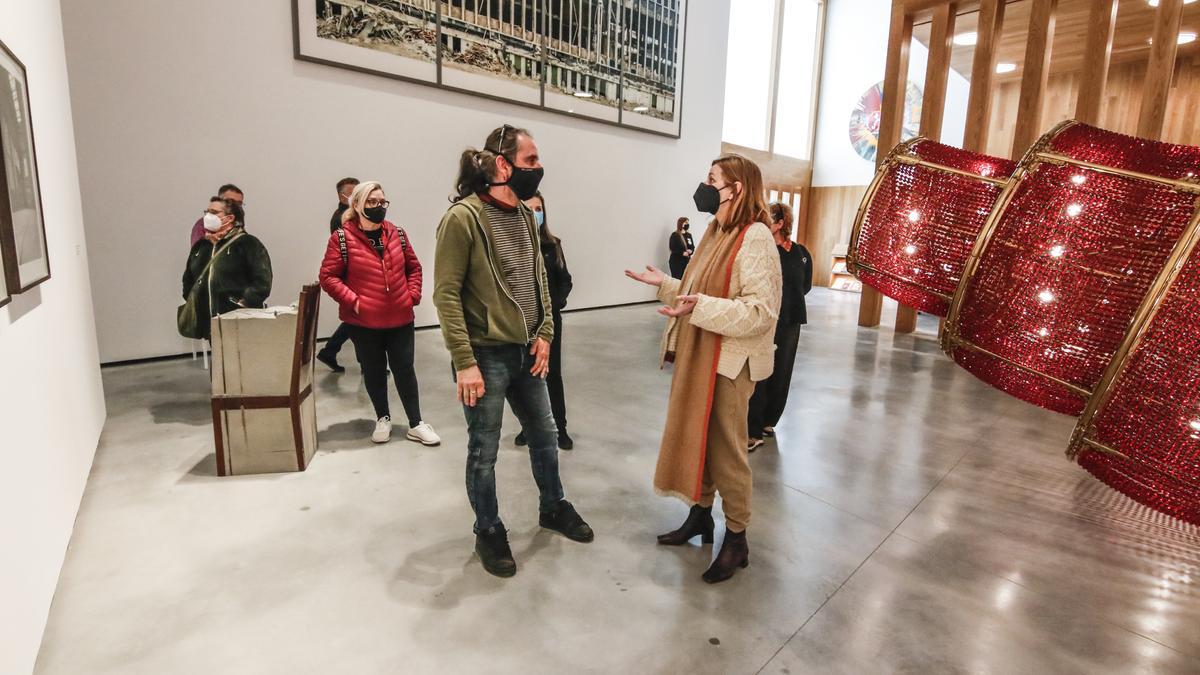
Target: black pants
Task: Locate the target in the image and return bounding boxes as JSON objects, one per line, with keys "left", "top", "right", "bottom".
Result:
{"left": 748, "top": 322, "right": 802, "bottom": 438}
{"left": 348, "top": 323, "right": 423, "bottom": 428}
{"left": 509, "top": 311, "right": 567, "bottom": 434}
{"left": 669, "top": 256, "right": 689, "bottom": 280}
{"left": 321, "top": 322, "right": 352, "bottom": 357}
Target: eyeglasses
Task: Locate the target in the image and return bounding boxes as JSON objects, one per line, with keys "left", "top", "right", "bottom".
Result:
{"left": 364, "top": 199, "right": 390, "bottom": 208}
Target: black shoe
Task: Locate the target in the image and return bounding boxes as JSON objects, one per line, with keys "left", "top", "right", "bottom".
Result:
{"left": 539, "top": 500, "right": 594, "bottom": 542}
{"left": 316, "top": 350, "right": 344, "bottom": 373}
{"left": 657, "top": 504, "right": 715, "bottom": 546}
{"left": 702, "top": 529, "right": 749, "bottom": 584}
{"left": 558, "top": 430, "right": 574, "bottom": 450}
{"left": 515, "top": 431, "right": 528, "bottom": 447}
{"left": 475, "top": 526, "right": 516, "bottom": 578}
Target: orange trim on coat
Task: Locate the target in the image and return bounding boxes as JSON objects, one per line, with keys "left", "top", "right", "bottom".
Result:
{"left": 690, "top": 224, "right": 753, "bottom": 501}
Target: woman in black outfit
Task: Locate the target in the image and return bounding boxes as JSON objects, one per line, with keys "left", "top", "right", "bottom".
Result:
{"left": 514, "top": 192, "right": 575, "bottom": 449}
{"left": 667, "top": 216, "right": 695, "bottom": 279}
{"left": 748, "top": 202, "right": 813, "bottom": 451}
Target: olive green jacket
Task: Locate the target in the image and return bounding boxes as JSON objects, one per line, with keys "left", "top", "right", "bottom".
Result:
{"left": 433, "top": 194, "right": 554, "bottom": 371}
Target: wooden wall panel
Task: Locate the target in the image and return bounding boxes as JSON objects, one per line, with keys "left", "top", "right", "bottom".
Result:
{"left": 805, "top": 185, "right": 868, "bottom": 288}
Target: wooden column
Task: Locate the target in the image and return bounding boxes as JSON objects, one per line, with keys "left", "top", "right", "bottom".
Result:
{"left": 896, "top": 2, "right": 956, "bottom": 335}
{"left": 1075, "top": 0, "right": 1119, "bottom": 125}
{"left": 962, "top": 0, "right": 1005, "bottom": 153}
{"left": 1139, "top": 0, "right": 1184, "bottom": 139}
{"left": 859, "top": 2, "right": 913, "bottom": 328}
{"left": 1011, "top": 0, "right": 1057, "bottom": 158}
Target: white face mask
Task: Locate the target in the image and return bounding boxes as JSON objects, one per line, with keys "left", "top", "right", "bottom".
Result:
{"left": 203, "top": 212, "right": 225, "bottom": 232}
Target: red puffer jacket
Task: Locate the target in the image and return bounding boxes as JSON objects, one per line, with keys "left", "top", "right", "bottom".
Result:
{"left": 319, "top": 221, "right": 422, "bottom": 328}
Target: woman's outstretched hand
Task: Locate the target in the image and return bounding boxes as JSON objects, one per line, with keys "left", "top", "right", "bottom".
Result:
{"left": 659, "top": 294, "right": 699, "bottom": 318}
{"left": 625, "top": 265, "right": 666, "bottom": 287}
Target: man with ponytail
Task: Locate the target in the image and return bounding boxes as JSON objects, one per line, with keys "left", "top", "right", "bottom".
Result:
{"left": 433, "top": 124, "right": 593, "bottom": 578}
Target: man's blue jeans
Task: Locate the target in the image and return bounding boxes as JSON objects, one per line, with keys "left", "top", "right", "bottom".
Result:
{"left": 462, "top": 344, "right": 564, "bottom": 533}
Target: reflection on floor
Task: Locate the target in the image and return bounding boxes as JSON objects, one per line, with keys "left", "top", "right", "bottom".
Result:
{"left": 35, "top": 290, "right": 1200, "bottom": 674}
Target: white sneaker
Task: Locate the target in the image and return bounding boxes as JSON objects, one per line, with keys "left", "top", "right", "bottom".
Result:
{"left": 372, "top": 416, "right": 392, "bottom": 444}
{"left": 407, "top": 421, "right": 441, "bottom": 446}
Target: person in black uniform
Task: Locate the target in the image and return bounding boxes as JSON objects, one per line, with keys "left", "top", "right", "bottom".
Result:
{"left": 317, "top": 177, "right": 360, "bottom": 372}
{"left": 667, "top": 217, "right": 695, "bottom": 279}
{"left": 747, "top": 201, "right": 812, "bottom": 451}
{"left": 514, "top": 192, "right": 575, "bottom": 450}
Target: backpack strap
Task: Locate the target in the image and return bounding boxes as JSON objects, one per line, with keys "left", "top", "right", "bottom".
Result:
{"left": 336, "top": 227, "right": 348, "bottom": 265}
{"left": 393, "top": 224, "right": 409, "bottom": 253}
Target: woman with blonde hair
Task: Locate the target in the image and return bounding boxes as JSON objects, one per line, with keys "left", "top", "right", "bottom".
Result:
{"left": 319, "top": 181, "right": 440, "bottom": 446}
{"left": 626, "top": 154, "right": 781, "bottom": 583}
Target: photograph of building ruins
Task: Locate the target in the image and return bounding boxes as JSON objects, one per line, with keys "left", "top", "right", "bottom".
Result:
{"left": 310, "top": 0, "right": 683, "bottom": 124}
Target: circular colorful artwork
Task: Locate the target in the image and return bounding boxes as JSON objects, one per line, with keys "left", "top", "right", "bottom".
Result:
{"left": 849, "top": 81, "right": 923, "bottom": 162}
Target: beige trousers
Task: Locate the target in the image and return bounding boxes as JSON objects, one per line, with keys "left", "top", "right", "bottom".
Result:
{"left": 698, "top": 365, "right": 754, "bottom": 532}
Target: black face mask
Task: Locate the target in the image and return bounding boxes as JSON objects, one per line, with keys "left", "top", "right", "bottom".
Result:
{"left": 693, "top": 183, "right": 724, "bottom": 215}
{"left": 363, "top": 206, "right": 387, "bottom": 224}
{"left": 496, "top": 158, "right": 545, "bottom": 201}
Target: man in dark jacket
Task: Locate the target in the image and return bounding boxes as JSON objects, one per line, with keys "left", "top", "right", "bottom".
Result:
{"left": 317, "top": 177, "right": 360, "bottom": 372}
{"left": 433, "top": 124, "right": 593, "bottom": 579}
{"left": 182, "top": 197, "right": 273, "bottom": 340}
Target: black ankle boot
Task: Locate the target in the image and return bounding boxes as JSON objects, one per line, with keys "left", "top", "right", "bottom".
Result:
{"left": 702, "top": 529, "right": 749, "bottom": 583}
{"left": 657, "top": 505, "right": 715, "bottom": 546}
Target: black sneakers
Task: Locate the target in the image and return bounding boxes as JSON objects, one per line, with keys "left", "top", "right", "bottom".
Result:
{"left": 557, "top": 431, "right": 574, "bottom": 450}
{"left": 540, "top": 500, "right": 594, "bottom": 542}
{"left": 475, "top": 526, "right": 517, "bottom": 578}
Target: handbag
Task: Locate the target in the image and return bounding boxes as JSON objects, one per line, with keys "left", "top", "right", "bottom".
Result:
{"left": 177, "top": 233, "right": 244, "bottom": 338}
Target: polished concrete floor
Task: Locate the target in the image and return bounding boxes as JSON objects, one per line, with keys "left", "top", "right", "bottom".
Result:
{"left": 36, "top": 290, "right": 1200, "bottom": 674}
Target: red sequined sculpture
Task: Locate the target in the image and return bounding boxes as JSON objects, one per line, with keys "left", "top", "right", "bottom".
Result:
{"left": 849, "top": 120, "right": 1200, "bottom": 526}
{"left": 849, "top": 139, "right": 1017, "bottom": 316}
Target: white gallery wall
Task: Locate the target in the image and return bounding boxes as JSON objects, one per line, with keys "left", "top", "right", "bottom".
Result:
{"left": 812, "top": 0, "right": 970, "bottom": 188}
{"left": 60, "top": 0, "right": 732, "bottom": 363}
{"left": 0, "top": 2, "right": 107, "bottom": 674}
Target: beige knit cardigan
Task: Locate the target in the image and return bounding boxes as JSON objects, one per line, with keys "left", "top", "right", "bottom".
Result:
{"left": 657, "top": 221, "right": 782, "bottom": 381}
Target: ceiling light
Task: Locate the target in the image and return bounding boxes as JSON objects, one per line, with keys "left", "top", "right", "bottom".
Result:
{"left": 953, "top": 32, "right": 978, "bottom": 46}
{"left": 1147, "top": 31, "right": 1199, "bottom": 45}
{"left": 995, "top": 62, "right": 1017, "bottom": 74}
{"left": 573, "top": 91, "right": 595, "bottom": 98}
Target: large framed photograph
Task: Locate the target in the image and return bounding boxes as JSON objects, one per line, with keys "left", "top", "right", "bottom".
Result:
{"left": 0, "top": 39, "right": 49, "bottom": 295}
{"left": 619, "top": 0, "right": 686, "bottom": 136}
{"left": 293, "top": 0, "right": 687, "bottom": 138}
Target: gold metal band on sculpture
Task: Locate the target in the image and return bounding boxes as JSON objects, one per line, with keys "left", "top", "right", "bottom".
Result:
{"left": 893, "top": 153, "right": 1010, "bottom": 186}
{"left": 851, "top": 261, "right": 954, "bottom": 300}
{"left": 1067, "top": 196, "right": 1200, "bottom": 460}
{"left": 1037, "top": 152, "right": 1200, "bottom": 193}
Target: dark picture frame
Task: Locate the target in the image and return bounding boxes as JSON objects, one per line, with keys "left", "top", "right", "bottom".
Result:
{"left": 293, "top": 0, "right": 687, "bottom": 139}
{"left": 0, "top": 37, "right": 50, "bottom": 296}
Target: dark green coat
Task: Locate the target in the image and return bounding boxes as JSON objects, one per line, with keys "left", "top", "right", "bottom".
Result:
{"left": 181, "top": 229, "right": 273, "bottom": 339}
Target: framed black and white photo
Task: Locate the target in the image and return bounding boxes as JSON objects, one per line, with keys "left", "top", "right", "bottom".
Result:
{"left": 293, "top": 0, "right": 440, "bottom": 86}
{"left": 0, "top": 38, "right": 49, "bottom": 295}
{"left": 293, "top": 0, "right": 688, "bottom": 138}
